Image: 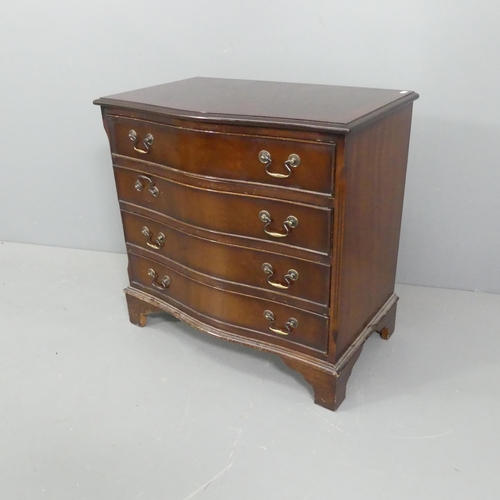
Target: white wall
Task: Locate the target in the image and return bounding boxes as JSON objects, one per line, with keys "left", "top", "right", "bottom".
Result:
{"left": 1, "top": 0, "right": 499, "bottom": 293}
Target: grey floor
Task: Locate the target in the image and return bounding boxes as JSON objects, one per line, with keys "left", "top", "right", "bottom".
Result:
{"left": 1, "top": 242, "right": 499, "bottom": 499}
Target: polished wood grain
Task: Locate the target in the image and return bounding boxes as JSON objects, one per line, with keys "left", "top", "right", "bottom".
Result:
{"left": 128, "top": 252, "right": 329, "bottom": 354}
{"left": 108, "top": 115, "right": 336, "bottom": 195}
{"left": 95, "top": 77, "right": 418, "bottom": 411}
{"left": 119, "top": 200, "right": 332, "bottom": 266}
{"left": 113, "top": 154, "right": 335, "bottom": 209}
{"left": 281, "top": 346, "right": 362, "bottom": 411}
{"left": 331, "top": 105, "right": 414, "bottom": 362}
{"left": 105, "top": 108, "right": 337, "bottom": 143}
{"left": 124, "top": 289, "right": 397, "bottom": 411}
{"left": 95, "top": 77, "right": 418, "bottom": 133}
{"left": 125, "top": 288, "right": 331, "bottom": 363}
{"left": 121, "top": 210, "right": 330, "bottom": 309}
{"left": 114, "top": 165, "right": 332, "bottom": 255}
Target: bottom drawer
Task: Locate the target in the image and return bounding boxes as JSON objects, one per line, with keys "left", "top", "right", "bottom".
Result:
{"left": 128, "top": 252, "right": 328, "bottom": 353}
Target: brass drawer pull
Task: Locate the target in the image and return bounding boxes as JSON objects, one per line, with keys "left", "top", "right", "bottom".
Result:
{"left": 142, "top": 226, "right": 165, "bottom": 250}
{"left": 259, "top": 210, "right": 298, "bottom": 238}
{"left": 129, "top": 129, "right": 154, "bottom": 154}
{"left": 263, "top": 310, "right": 298, "bottom": 336}
{"left": 148, "top": 268, "right": 171, "bottom": 290}
{"left": 262, "top": 263, "right": 298, "bottom": 289}
{"left": 258, "top": 150, "right": 301, "bottom": 179}
{"left": 134, "top": 175, "right": 159, "bottom": 197}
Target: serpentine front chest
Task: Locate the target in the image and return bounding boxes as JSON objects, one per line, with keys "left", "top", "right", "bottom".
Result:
{"left": 94, "top": 77, "right": 418, "bottom": 410}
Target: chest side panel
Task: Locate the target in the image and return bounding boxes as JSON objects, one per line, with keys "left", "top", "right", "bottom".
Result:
{"left": 332, "top": 104, "right": 414, "bottom": 362}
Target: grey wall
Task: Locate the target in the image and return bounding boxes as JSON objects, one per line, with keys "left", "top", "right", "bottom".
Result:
{"left": 1, "top": 0, "right": 499, "bottom": 294}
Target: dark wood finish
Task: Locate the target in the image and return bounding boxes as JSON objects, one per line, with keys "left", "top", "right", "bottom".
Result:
{"left": 331, "top": 105, "right": 413, "bottom": 361}
{"left": 108, "top": 115, "right": 336, "bottom": 195}
{"left": 119, "top": 200, "right": 332, "bottom": 266}
{"left": 113, "top": 154, "right": 335, "bottom": 209}
{"left": 121, "top": 210, "right": 330, "bottom": 309}
{"left": 124, "top": 286, "right": 331, "bottom": 360}
{"left": 95, "top": 77, "right": 418, "bottom": 411}
{"left": 128, "top": 252, "right": 329, "bottom": 354}
{"left": 282, "top": 345, "right": 363, "bottom": 411}
{"left": 105, "top": 107, "right": 338, "bottom": 143}
{"left": 94, "top": 77, "right": 418, "bottom": 133}
{"left": 126, "top": 293, "right": 161, "bottom": 327}
{"left": 114, "top": 164, "right": 332, "bottom": 255}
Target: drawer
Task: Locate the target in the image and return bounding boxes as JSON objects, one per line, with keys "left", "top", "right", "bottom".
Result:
{"left": 115, "top": 165, "right": 332, "bottom": 255}
{"left": 108, "top": 116, "right": 335, "bottom": 195}
{"left": 128, "top": 252, "right": 329, "bottom": 353}
{"left": 122, "top": 210, "right": 330, "bottom": 307}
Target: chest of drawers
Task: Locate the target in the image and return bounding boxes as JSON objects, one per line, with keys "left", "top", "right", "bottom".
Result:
{"left": 94, "top": 78, "right": 418, "bottom": 411}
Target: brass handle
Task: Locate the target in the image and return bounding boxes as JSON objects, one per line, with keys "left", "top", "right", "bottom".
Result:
{"left": 258, "top": 150, "right": 301, "bottom": 179}
{"left": 134, "top": 175, "right": 159, "bottom": 197}
{"left": 262, "top": 263, "right": 298, "bottom": 290}
{"left": 142, "top": 226, "right": 165, "bottom": 250}
{"left": 263, "top": 310, "right": 298, "bottom": 336}
{"left": 129, "top": 129, "right": 154, "bottom": 154}
{"left": 148, "top": 268, "right": 171, "bottom": 290}
{"left": 259, "top": 210, "right": 298, "bottom": 238}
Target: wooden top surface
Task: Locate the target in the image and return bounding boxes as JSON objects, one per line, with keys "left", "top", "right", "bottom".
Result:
{"left": 94, "top": 77, "right": 418, "bottom": 133}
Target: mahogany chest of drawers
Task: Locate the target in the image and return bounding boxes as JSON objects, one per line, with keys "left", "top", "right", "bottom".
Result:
{"left": 94, "top": 78, "right": 418, "bottom": 410}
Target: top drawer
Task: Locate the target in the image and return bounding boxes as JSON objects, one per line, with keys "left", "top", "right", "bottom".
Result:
{"left": 106, "top": 116, "right": 336, "bottom": 195}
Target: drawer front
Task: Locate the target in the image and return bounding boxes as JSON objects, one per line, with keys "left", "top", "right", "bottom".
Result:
{"left": 128, "top": 252, "right": 329, "bottom": 353}
{"left": 122, "top": 210, "right": 330, "bottom": 307}
{"left": 109, "top": 116, "right": 335, "bottom": 195}
{"left": 115, "top": 166, "right": 332, "bottom": 255}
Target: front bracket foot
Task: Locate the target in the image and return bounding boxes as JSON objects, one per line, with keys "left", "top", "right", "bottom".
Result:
{"left": 280, "top": 348, "right": 362, "bottom": 411}
{"left": 125, "top": 292, "right": 161, "bottom": 327}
